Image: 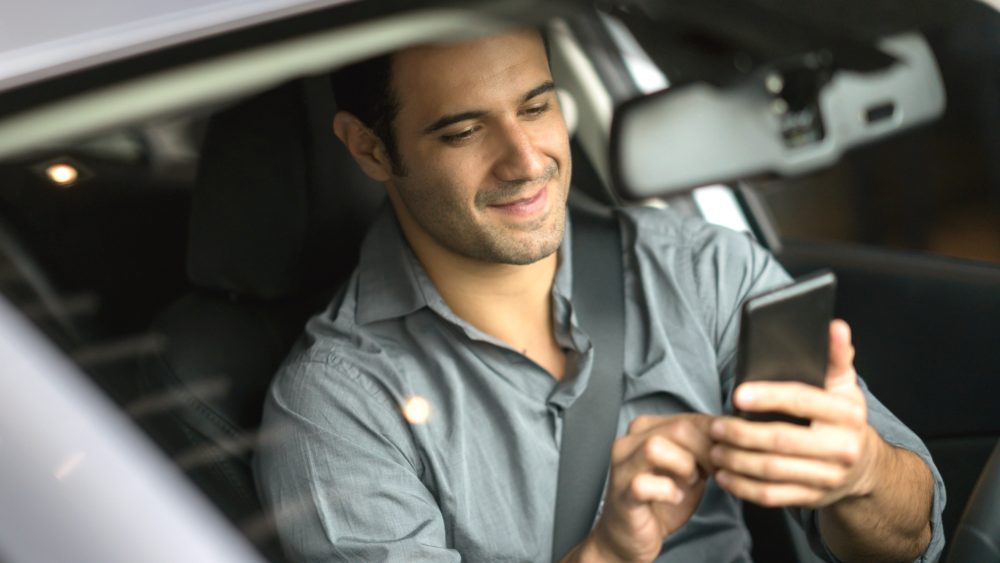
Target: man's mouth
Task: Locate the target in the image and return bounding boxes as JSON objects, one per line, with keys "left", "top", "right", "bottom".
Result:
{"left": 487, "top": 186, "right": 549, "bottom": 218}
{"left": 491, "top": 188, "right": 544, "bottom": 208}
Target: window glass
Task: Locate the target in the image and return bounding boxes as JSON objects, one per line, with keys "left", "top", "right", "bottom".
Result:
{"left": 1, "top": 107, "right": 297, "bottom": 558}
{"left": 0, "top": 18, "right": 593, "bottom": 562}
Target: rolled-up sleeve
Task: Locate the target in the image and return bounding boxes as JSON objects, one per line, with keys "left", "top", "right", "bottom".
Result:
{"left": 789, "top": 376, "right": 947, "bottom": 563}
{"left": 254, "top": 357, "right": 459, "bottom": 562}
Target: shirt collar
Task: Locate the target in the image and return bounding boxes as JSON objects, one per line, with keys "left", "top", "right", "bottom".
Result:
{"left": 355, "top": 205, "right": 576, "bottom": 329}
{"left": 355, "top": 206, "right": 428, "bottom": 325}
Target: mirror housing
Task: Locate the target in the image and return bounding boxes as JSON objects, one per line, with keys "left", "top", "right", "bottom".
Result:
{"left": 610, "top": 33, "right": 945, "bottom": 199}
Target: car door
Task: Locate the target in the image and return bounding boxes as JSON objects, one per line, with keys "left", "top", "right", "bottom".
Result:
{"left": 769, "top": 220, "right": 1000, "bottom": 554}
{"left": 737, "top": 10, "right": 1000, "bottom": 556}
{"left": 595, "top": 2, "right": 999, "bottom": 557}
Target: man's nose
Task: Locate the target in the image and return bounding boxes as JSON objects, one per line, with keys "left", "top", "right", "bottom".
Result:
{"left": 493, "top": 121, "right": 547, "bottom": 182}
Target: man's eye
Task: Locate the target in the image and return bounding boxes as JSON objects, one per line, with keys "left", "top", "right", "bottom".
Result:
{"left": 523, "top": 101, "right": 551, "bottom": 117}
{"left": 441, "top": 127, "right": 479, "bottom": 145}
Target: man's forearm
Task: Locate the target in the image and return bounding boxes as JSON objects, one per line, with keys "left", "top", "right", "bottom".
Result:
{"left": 819, "top": 428, "right": 934, "bottom": 562}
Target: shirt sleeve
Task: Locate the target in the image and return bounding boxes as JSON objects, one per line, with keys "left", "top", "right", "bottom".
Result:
{"left": 684, "top": 220, "right": 791, "bottom": 390}
{"left": 692, "top": 221, "right": 946, "bottom": 562}
{"left": 787, "top": 375, "right": 948, "bottom": 563}
{"left": 253, "top": 356, "right": 460, "bottom": 563}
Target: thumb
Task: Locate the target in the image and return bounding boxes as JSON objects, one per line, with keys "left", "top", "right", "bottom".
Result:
{"left": 826, "top": 319, "right": 858, "bottom": 394}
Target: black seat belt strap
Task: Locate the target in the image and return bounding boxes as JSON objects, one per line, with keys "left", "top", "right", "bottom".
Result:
{"left": 552, "top": 207, "right": 626, "bottom": 561}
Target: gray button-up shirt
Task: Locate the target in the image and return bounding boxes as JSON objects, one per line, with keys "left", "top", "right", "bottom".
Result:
{"left": 255, "top": 205, "right": 945, "bottom": 562}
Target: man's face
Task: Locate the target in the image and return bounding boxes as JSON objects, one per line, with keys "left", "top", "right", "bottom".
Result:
{"left": 385, "top": 29, "right": 571, "bottom": 266}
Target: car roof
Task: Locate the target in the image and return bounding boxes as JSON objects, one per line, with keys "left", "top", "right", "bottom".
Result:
{"left": 1, "top": 0, "right": 968, "bottom": 96}
{"left": 0, "top": 0, "right": 576, "bottom": 156}
{"left": 0, "top": 0, "right": 355, "bottom": 92}
{"left": 0, "top": 0, "right": 971, "bottom": 162}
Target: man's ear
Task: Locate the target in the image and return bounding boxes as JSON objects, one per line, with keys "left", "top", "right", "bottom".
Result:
{"left": 332, "top": 111, "right": 393, "bottom": 182}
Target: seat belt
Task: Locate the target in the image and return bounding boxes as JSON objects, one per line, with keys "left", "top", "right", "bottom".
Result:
{"left": 552, "top": 207, "right": 626, "bottom": 561}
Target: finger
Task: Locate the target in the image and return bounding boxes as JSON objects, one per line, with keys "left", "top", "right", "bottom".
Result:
{"left": 710, "top": 417, "right": 862, "bottom": 465}
{"left": 613, "top": 421, "right": 682, "bottom": 469}
{"left": 610, "top": 434, "right": 694, "bottom": 497}
{"left": 715, "top": 470, "right": 827, "bottom": 508}
{"left": 826, "top": 320, "right": 858, "bottom": 392}
{"left": 616, "top": 434, "right": 701, "bottom": 489}
{"left": 628, "top": 473, "right": 686, "bottom": 505}
{"left": 828, "top": 319, "right": 854, "bottom": 370}
{"left": 625, "top": 414, "right": 669, "bottom": 435}
{"left": 613, "top": 416, "right": 667, "bottom": 465}
{"left": 620, "top": 414, "right": 716, "bottom": 472}
{"left": 733, "top": 382, "right": 865, "bottom": 426}
{"left": 660, "top": 414, "right": 715, "bottom": 472}
{"left": 710, "top": 445, "right": 848, "bottom": 490}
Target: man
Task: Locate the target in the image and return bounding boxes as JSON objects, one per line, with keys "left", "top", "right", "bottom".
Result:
{"left": 255, "top": 28, "right": 945, "bottom": 562}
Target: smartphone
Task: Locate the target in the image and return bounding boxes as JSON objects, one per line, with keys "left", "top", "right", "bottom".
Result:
{"left": 734, "top": 270, "right": 837, "bottom": 425}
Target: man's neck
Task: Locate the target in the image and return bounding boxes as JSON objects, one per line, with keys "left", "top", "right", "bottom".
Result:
{"left": 418, "top": 234, "right": 558, "bottom": 345}
{"left": 399, "top": 218, "right": 566, "bottom": 379}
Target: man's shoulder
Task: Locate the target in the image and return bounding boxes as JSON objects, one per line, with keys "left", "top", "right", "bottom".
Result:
{"left": 272, "top": 274, "right": 406, "bottom": 404}
{"left": 617, "top": 204, "right": 758, "bottom": 260}
{"left": 614, "top": 204, "right": 789, "bottom": 308}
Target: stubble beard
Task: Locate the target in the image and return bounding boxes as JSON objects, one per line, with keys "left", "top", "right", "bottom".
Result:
{"left": 394, "top": 162, "right": 568, "bottom": 266}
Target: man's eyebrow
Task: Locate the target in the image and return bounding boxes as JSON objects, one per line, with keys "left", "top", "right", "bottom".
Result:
{"left": 522, "top": 80, "right": 555, "bottom": 103}
{"left": 423, "top": 110, "right": 488, "bottom": 135}
{"left": 421, "top": 81, "right": 557, "bottom": 136}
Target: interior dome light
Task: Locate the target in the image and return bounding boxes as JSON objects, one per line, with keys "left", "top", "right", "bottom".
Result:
{"left": 45, "top": 163, "right": 79, "bottom": 187}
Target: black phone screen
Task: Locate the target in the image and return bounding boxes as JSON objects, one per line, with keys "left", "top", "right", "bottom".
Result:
{"left": 735, "top": 270, "right": 837, "bottom": 424}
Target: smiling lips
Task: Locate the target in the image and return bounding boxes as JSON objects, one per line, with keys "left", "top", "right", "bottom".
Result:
{"left": 488, "top": 186, "right": 549, "bottom": 218}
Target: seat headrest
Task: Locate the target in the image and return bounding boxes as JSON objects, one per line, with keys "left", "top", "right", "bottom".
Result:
{"left": 186, "top": 77, "right": 384, "bottom": 300}
{"left": 557, "top": 88, "right": 578, "bottom": 136}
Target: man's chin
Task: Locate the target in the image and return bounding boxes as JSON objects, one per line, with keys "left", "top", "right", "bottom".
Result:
{"left": 488, "top": 246, "right": 559, "bottom": 266}
{"left": 483, "top": 217, "right": 565, "bottom": 265}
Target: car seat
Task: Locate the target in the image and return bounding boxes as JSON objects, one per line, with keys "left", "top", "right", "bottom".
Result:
{"left": 947, "top": 439, "right": 1000, "bottom": 562}
{"left": 136, "top": 75, "right": 384, "bottom": 561}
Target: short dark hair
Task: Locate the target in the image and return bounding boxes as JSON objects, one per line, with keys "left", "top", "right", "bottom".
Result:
{"left": 330, "top": 53, "right": 406, "bottom": 175}
{"left": 330, "top": 29, "right": 549, "bottom": 176}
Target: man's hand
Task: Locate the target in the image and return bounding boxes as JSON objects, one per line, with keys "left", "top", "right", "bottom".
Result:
{"left": 709, "top": 319, "right": 934, "bottom": 561}
{"left": 708, "top": 320, "right": 881, "bottom": 507}
{"left": 566, "top": 413, "right": 714, "bottom": 563}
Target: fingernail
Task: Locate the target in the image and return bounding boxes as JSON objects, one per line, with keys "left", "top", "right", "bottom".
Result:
{"left": 711, "top": 420, "right": 726, "bottom": 439}
{"left": 710, "top": 446, "right": 723, "bottom": 464}
{"left": 715, "top": 471, "right": 729, "bottom": 486}
{"left": 737, "top": 385, "right": 756, "bottom": 405}
{"left": 672, "top": 488, "right": 685, "bottom": 504}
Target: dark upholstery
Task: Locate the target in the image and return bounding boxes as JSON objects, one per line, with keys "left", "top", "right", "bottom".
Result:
{"left": 138, "top": 76, "right": 383, "bottom": 562}
{"left": 187, "top": 76, "right": 384, "bottom": 298}
{"left": 947, "top": 440, "right": 1000, "bottom": 562}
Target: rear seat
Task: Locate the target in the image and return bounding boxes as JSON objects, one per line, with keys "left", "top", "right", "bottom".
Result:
{"left": 136, "top": 76, "right": 384, "bottom": 561}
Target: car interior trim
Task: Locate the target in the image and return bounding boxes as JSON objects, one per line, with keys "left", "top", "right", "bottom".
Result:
{"left": 0, "top": 9, "right": 508, "bottom": 160}
{"left": 0, "top": 295, "right": 265, "bottom": 563}
{"left": 548, "top": 18, "right": 617, "bottom": 202}
{"left": 597, "top": 11, "right": 670, "bottom": 94}
{"left": 0, "top": 0, "right": 359, "bottom": 93}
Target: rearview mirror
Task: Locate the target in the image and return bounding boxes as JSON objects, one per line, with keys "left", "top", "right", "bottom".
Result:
{"left": 610, "top": 33, "right": 945, "bottom": 199}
